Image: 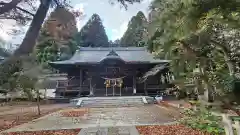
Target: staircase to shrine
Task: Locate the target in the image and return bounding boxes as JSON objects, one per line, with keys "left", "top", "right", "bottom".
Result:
{"left": 71, "top": 96, "right": 153, "bottom": 108}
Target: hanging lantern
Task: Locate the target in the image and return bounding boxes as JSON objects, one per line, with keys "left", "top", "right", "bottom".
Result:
{"left": 171, "top": 73, "right": 175, "bottom": 81}
{"left": 118, "top": 79, "right": 123, "bottom": 87}
{"left": 105, "top": 80, "right": 110, "bottom": 88}
{"left": 161, "top": 75, "right": 165, "bottom": 84}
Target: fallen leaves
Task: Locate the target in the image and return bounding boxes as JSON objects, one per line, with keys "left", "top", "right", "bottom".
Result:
{"left": 60, "top": 108, "right": 89, "bottom": 117}
{"left": 0, "top": 109, "right": 61, "bottom": 132}
{"left": 136, "top": 125, "right": 210, "bottom": 135}
{"left": 1, "top": 129, "right": 81, "bottom": 135}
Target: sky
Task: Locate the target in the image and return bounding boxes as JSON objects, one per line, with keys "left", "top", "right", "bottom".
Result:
{"left": 0, "top": 0, "right": 153, "bottom": 49}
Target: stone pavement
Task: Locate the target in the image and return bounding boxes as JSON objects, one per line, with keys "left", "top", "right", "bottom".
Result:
{"left": 1, "top": 105, "right": 178, "bottom": 134}
{"left": 79, "top": 126, "right": 139, "bottom": 135}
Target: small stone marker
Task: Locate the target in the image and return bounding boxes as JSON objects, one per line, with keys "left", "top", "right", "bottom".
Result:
{"left": 222, "top": 114, "right": 234, "bottom": 135}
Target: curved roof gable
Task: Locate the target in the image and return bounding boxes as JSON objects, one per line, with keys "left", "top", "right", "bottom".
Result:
{"left": 100, "top": 49, "right": 125, "bottom": 63}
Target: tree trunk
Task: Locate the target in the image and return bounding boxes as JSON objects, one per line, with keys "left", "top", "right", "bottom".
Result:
{"left": 36, "top": 89, "right": 41, "bottom": 116}
{"left": 223, "top": 53, "right": 235, "bottom": 76}
{"left": 13, "top": 1, "right": 51, "bottom": 56}
{"left": 211, "top": 40, "right": 235, "bottom": 76}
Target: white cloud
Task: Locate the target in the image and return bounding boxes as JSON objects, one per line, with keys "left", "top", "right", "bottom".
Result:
{"left": 142, "top": 0, "right": 154, "bottom": 4}
{"left": 74, "top": 3, "right": 86, "bottom": 13}
{"left": 110, "top": 21, "right": 128, "bottom": 40}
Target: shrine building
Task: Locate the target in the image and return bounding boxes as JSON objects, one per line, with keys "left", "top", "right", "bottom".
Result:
{"left": 49, "top": 47, "right": 174, "bottom": 98}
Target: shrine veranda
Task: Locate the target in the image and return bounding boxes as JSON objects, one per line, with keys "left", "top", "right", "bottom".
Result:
{"left": 49, "top": 47, "right": 174, "bottom": 98}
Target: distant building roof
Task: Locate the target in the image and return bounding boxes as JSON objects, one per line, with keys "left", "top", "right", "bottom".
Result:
{"left": 0, "top": 56, "right": 4, "bottom": 60}
{"left": 50, "top": 47, "right": 169, "bottom": 65}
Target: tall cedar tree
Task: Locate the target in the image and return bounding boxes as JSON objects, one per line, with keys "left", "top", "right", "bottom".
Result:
{"left": 120, "top": 11, "right": 148, "bottom": 47}
{"left": 0, "top": 0, "right": 142, "bottom": 86}
{"left": 76, "top": 14, "right": 109, "bottom": 47}
{"left": 35, "top": 7, "right": 78, "bottom": 63}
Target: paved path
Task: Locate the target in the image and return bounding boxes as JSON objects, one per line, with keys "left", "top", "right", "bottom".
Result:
{"left": 79, "top": 126, "right": 139, "bottom": 135}
{"left": 1, "top": 105, "right": 179, "bottom": 134}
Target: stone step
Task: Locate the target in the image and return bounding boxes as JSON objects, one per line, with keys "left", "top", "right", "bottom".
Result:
{"left": 82, "top": 100, "right": 143, "bottom": 103}
{"left": 81, "top": 103, "right": 144, "bottom": 106}
{"left": 81, "top": 104, "right": 144, "bottom": 108}
{"left": 82, "top": 102, "right": 144, "bottom": 105}
{"left": 82, "top": 99, "right": 143, "bottom": 103}
{"left": 82, "top": 100, "right": 143, "bottom": 104}
{"left": 81, "top": 98, "right": 144, "bottom": 107}
{"left": 81, "top": 101, "right": 144, "bottom": 105}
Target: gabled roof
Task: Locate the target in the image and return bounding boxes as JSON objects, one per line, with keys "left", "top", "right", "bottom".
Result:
{"left": 50, "top": 47, "right": 169, "bottom": 65}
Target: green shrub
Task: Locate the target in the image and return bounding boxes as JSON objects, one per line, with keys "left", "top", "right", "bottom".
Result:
{"left": 179, "top": 108, "right": 225, "bottom": 134}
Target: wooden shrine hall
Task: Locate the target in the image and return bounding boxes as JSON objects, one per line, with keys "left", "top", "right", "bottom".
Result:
{"left": 49, "top": 47, "right": 174, "bottom": 98}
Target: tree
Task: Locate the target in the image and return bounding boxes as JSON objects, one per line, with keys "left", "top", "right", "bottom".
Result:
{"left": 0, "top": 38, "right": 11, "bottom": 57}
{"left": 148, "top": 0, "right": 240, "bottom": 106}
{"left": 0, "top": 0, "right": 36, "bottom": 26}
{"left": 1, "top": 72, "right": 20, "bottom": 103}
{"left": 35, "top": 6, "right": 78, "bottom": 63}
{"left": 17, "top": 55, "right": 53, "bottom": 115}
{"left": 0, "top": 0, "right": 143, "bottom": 89}
{"left": 109, "top": 39, "right": 120, "bottom": 47}
{"left": 0, "top": 0, "right": 68, "bottom": 86}
{"left": 0, "top": 0, "right": 142, "bottom": 56}
{"left": 120, "top": 11, "right": 148, "bottom": 47}
{"left": 76, "top": 13, "right": 109, "bottom": 47}
{"left": 14, "top": 0, "right": 53, "bottom": 56}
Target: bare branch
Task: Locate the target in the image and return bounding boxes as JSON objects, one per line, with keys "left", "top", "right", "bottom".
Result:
{"left": 16, "top": 6, "right": 34, "bottom": 16}
{"left": 0, "top": 2, "right": 34, "bottom": 16}
{"left": 0, "top": 0, "right": 22, "bottom": 15}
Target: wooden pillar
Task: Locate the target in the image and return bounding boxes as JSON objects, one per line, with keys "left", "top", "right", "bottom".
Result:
{"left": 90, "top": 77, "right": 93, "bottom": 96}
{"left": 64, "top": 80, "right": 66, "bottom": 97}
{"left": 78, "top": 69, "right": 82, "bottom": 97}
{"left": 144, "top": 81, "right": 148, "bottom": 95}
{"left": 133, "top": 75, "right": 136, "bottom": 94}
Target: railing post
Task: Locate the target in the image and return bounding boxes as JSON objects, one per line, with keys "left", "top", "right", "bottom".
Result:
{"left": 234, "top": 121, "right": 240, "bottom": 135}
{"left": 222, "top": 114, "right": 234, "bottom": 135}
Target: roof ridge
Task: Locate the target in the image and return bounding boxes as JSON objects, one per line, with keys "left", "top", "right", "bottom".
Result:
{"left": 78, "top": 47, "right": 147, "bottom": 51}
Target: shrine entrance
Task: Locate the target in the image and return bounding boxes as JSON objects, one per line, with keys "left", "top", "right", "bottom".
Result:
{"left": 103, "top": 77, "right": 124, "bottom": 96}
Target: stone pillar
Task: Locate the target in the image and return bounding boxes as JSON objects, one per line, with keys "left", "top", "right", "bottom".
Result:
{"left": 133, "top": 76, "right": 136, "bottom": 94}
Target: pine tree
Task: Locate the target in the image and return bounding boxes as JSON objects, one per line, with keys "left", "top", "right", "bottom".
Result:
{"left": 76, "top": 14, "right": 109, "bottom": 47}
{"left": 120, "top": 11, "right": 148, "bottom": 47}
